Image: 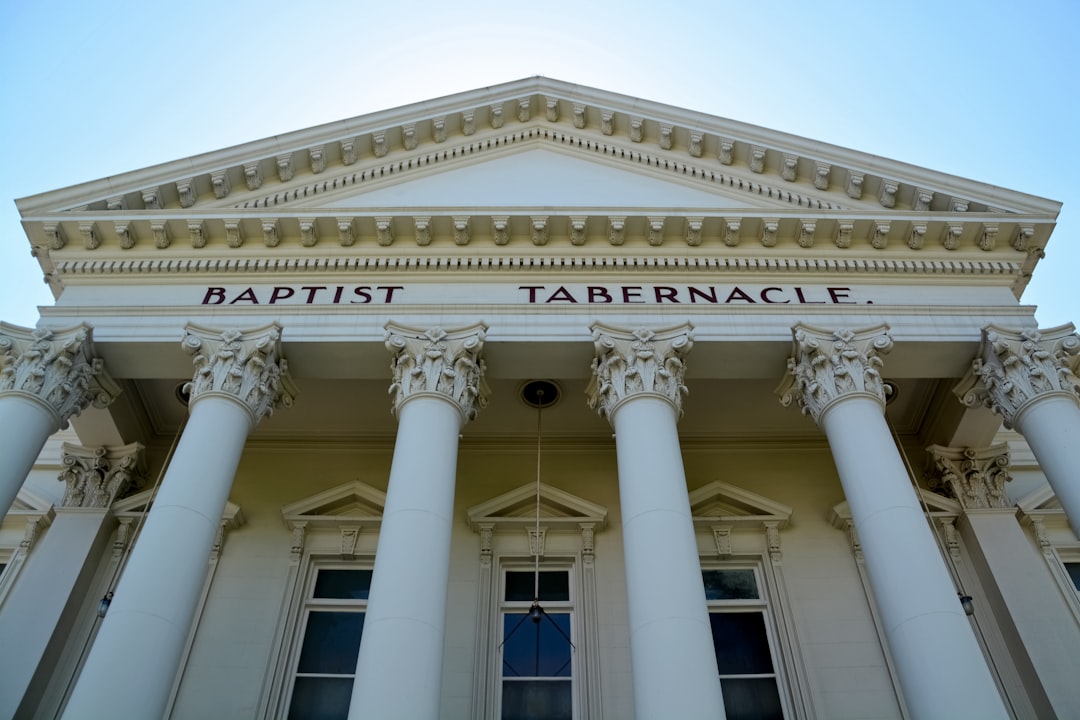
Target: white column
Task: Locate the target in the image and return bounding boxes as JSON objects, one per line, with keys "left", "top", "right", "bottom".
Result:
{"left": 0, "top": 443, "right": 143, "bottom": 718}
{"left": 0, "top": 323, "right": 118, "bottom": 518}
{"left": 957, "top": 324, "right": 1080, "bottom": 533}
{"left": 779, "top": 324, "right": 1007, "bottom": 720}
{"left": 64, "top": 324, "right": 294, "bottom": 720}
{"left": 587, "top": 324, "right": 726, "bottom": 720}
{"left": 349, "top": 324, "right": 487, "bottom": 720}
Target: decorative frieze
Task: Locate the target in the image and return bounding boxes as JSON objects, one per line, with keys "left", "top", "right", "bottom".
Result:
{"left": 777, "top": 324, "right": 894, "bottom": 422}
{"left": 587, "top": 323, "right": 694, "bottom": 420}
{"left": 59, "top": 442, "right": 145, "bottom": 509}
{"left": 180, "top": 323, "right": 296, "bottom": 425}
{"left": 0, "top": 323, "right": 119, "bottom": 428}
{"left": 384, "top": 324, "right": 489, "bottom": 422}
{"left": 955, "top": 324, "right": 1080, "bottom": 428}
{"left": 925, "top": 444, "right": 1012, "bottom": 510}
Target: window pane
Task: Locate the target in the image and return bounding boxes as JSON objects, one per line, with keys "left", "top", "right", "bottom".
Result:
{"left": 505, "top": 571, "right": 569, "bottom": 602}
{"left": 1065, "top": 562, "right": 1080, "bottom": 592}
{"left": 297, "top": 611, "right": 364, "bottom": 674}
{"left": 721, "top": 677, "right": 784, "bottom": 720}
{"left": 502, "top": 612, "right": 572, "bottom": 678}
{"left": 314, "top": 569, "right": 373, "bottom": 599}
{"left": 501, "top": 679, "right": 572, "bottom": 720}
{"left": 710, "top": 612, "right": 774, "bottom": 675}
{"left": 702, "top": 569, "right": 759, "bottom": 600}
{"left": 287, "top": 676, "right": 354, "bottom": 720}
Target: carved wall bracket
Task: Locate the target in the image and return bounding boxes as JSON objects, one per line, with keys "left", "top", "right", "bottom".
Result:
{"left": 776, "top": 324, "right": 894, "bottom": 422}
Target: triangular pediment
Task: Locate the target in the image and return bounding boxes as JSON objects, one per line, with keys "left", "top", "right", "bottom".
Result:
{"left": 281, "top": 480, "right": 386, "bottom": 527}
{"left": 689, "top": 480, "right": 793, "bottom": 529}
{"left": 468, "top": 482, "right": 607, "bottom": 531}
{"left": 1017, "top": 484, "right": 1061, "bottom": 513}
{"left": 112, "top": 488, "right": 244, "bottom": 529}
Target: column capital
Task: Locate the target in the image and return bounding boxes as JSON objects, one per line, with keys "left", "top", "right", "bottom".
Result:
{"left": 0, "top": 322, "right": 119, "bottom": 428}
{"left": 925, "top": 443, "right": 1012, "bottom": 510}
{"left": 954, "top": 323, "right": 1080, "bottom": 428}
{"left": 384, "top": 323, "right": 489, "bottom": 423}
{"left": 59, "top": 442, "right": 146, "bottom": 508}
{"left": 777, "top": 323, "right": 893, "bottom": 422}
{"left": 587, "top": 323, "right": 693, "bottom": 421}
{"left": 181, "top": 323, "right": 296, "bottom": 427}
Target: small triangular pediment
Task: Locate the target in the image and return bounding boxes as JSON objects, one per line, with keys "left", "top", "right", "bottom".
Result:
{"left": 112, "top": 488, "right": 244, "bottom": 528}
{"left": 281, "top": 480, "right": 386, "bottom": 523}
{"left": 468, "top": 482, "right": 607, "bottom": 531}
{"left": 1017, "top": 484, "right": 1061, "bottom": 513}
{"left": 689, "top": 480, "right": 793, "bottom": 527}
{"left": 281, "top": 146, "right": 775, "bottom": 212}
{"left": 828, "top": 489, "right": 961, "bottom": 530}
{"left": 9, "top": 487, "right": 54, "bottom": 515}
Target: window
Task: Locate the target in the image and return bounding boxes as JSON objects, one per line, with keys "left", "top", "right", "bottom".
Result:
{"left": 498, "top": 569, "right": 575, "bottom": 720}
{"left": 704, "top": 568, "right": 785, "bottom": 720}
{"left": 1066, "top": 562, "right": 1080, "bottom": 593}
{"left": 284, "top": 567, "right": 372, "bottom": 720}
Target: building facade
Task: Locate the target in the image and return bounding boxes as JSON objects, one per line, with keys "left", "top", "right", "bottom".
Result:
{"left": 1, "top": 78, "right": 1079, "bottom": 719}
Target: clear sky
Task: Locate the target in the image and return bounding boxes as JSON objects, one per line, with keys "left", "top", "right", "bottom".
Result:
{"left": 1, "top": 0, "right": 1076, "bottom": 329}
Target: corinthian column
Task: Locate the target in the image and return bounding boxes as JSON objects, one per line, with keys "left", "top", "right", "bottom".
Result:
{"left": 349, "top": 324, "right": 487, "bottom": 720}
{"left": 956, "top": 324, "right": 1080, "bottom": 534}
{"left": 587, "top": 324, "right": 725, "bottom": 720}
{"left": 65, "top": 324, "right": 294, "bottom": 720}
{"left": 0, "top": 323, "right": 118, "bottom": 518}
{"left": 778, "top": 324, "right": 1006, "bottom": 720}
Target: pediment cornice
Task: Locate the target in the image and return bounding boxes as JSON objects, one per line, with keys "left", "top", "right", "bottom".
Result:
{"left": 18, "top": 78, "right": 1060, "bottom": 221}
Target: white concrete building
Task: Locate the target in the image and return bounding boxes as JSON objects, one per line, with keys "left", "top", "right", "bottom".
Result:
{"left": 1, "top": 77, "right": 1079, "bottom": 720}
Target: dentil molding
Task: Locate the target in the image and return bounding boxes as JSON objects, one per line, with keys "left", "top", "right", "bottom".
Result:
{"left": 586, "top": 323, "right": 693, "bottom": 420}
{"left": 384, "top": 323, "right": 489, "bottom": 423}
{"left": 0, "top": 323, "right": 119, "bottom": 428}
{"left": 181, "top": 323, "right": 297, "bottom": 427}
{"left": 776, "top": 323, "right": 894, "bottom": 422}
{"left": 955, "top": 324, "right": 1080, "bottom": 428}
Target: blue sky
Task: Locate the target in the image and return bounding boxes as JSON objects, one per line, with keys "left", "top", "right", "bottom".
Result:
{"left": 2, "top": 0, "right": 1076, "bottom": 329}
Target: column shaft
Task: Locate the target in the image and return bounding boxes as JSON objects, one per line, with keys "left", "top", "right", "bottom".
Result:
{"left": 63, "top": 397, "right": 250, "bottom": 719}
{"left": 612, "top": 395, "right": 725, "bottom": 720}
{"left": 349, "top": 396, "right": 461, "bottom": 720}
{"left": 0, "top": 395, "right": 57, "bottom": 517}
{"left": 1014, "top": 396, "right": 1080, "bottom": 532}
{"left": 820, "top": 396, "right": 1007, "bottom": 720}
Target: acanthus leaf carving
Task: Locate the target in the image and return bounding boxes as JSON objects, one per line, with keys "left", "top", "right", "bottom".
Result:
{"left": 926, "top": 444, "right": 1012, "bottom": 510}
{"left": 955, "top": 324, "right": 1080, "bottom": 428}
{"left": 384, "top": 324, "right": 489, "bottom": 423}
{"left": 181, "top": 323, "right": 296, "bottom": 427}
{"left": 587, "top": 324, "right": 693, "bottom": 421}
{"left": 59, "top": 442, "right": 146, "bottom": 509}
{"left": 776, "top": 324, "right": 894, "bottom": 422}
{"left": 0, "top": 323, "right": 119, "bottom": 428}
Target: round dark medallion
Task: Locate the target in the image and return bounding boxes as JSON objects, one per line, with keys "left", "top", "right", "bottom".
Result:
{"left": 520, "top": 380, "right": 561, "bottom": 408}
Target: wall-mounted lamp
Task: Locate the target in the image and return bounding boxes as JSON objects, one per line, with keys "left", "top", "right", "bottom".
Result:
{"left": 97, "top": 591, "right": 114, "bottom": 618}
{"left": 958, "top": 593, "right": 975, "bottom": 616}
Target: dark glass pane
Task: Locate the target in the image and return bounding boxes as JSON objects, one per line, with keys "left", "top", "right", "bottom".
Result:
{"left": 297, "top": 611, "right": 364, "bottom": 674}
{"left": 502, "top": 612, "right": 572, "bottom": 677}
{"left": 287, "top": 676, "right": 354, "bottom": 720}
{"left": 710, "top": 612, "right": 774, "bottom": 675}
{"left": 702, "top": 569, "right": 759, "bottom": 600}
{"left": 314, "top": 569, "right": 373, "bottom": 600}
{"left": 505, "top": 571, "right": 569, "bottom": 602}
{"left": 721, "top": 677, "right": 784, "bottom": 720}
{"left": 1065, "top": 562, "right": 1080, "bottom": 592}
{"left": 501, "top": 679, "right": 572, "bottom": 720}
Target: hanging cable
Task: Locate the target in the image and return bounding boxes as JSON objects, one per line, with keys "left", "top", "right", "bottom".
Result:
{"left": 532, "top": 387, "right": 544, "bottom": 621}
